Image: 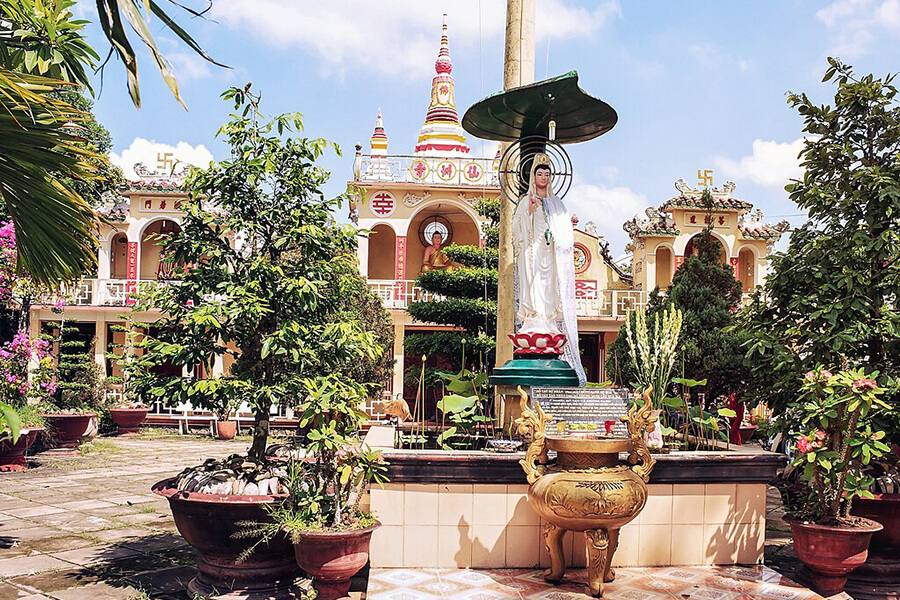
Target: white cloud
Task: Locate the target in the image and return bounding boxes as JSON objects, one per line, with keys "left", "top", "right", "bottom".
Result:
{"left": 713, "top": 138, "right": 805, "bottom": 188}
{"left": 210, "top": 0, "right": 620, "bottom": 79}
{"left": 567, "top": 182, "right": 648, "bottom": 252}
{"left": 816, "top": 0, "right": 897, "bottom": 58}
{"left": 110, "top": 138, "right": 215, "bottom": 180}
{"left": 167, "top": 52, "right": 212, "bottom": 81}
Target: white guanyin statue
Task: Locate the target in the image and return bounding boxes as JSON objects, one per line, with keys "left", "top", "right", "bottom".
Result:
{"left": 511, "top": 154, "right": 586, "bottom": 385}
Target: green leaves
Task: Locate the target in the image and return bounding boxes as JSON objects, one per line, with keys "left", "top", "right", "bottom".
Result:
{"left": 0, "top": 402, "right": 21, "bottom": 443}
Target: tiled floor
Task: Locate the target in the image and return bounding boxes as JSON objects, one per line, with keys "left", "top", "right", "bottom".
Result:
{"left": 0, "top": 433, "right": 823, "bottom": 600}
{"left": 367, "top": 566, "right": 824, "bottom": 600}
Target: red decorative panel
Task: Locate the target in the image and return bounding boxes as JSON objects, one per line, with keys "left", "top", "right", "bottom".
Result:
{"left": 575, "top": 279, "right": 598, "bottom": 299}
{"left": 371, "top": 191, "right": 396, "bottom": 217}
{"left": 126, "top": 241, "right": 138, "bottom": 305}
{"left": 675, "top": 255, "right": 685, "bottom": 269}
{"left": 729, "top": 256, "right": 740, "bottom": 280}
{"left": 394, "top": 236, "right": 406, "bottom": 301}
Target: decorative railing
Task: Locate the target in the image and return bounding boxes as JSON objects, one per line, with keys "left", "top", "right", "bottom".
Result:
{"left": 38, "top": 279, "right": 174, "bottom": 308}
{"left": 367, "top": 280, "right": 646, "bottom": 319}
{"left": 353, "top": 153, "right": 499, "bottom": 187}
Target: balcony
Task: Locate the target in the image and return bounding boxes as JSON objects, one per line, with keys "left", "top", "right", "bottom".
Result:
{"left": 367, "top": 280, "right": 647, "bottom": 319}
{"left": 39, "top": 279, "right": 173, "bottom": 308}
{"left": 353, "top": 153, "right": 499, "bottom": 187}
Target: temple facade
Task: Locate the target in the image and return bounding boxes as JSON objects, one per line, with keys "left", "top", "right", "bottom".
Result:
{"left": 624, "top": 178, "right": 789, "bottom": 294}
{"left": 27, "top": 15, "right": 788, "bottom": 417}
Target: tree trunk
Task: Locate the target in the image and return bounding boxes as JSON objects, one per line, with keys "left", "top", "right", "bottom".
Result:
{"left": 248, "top": 403, "right": 271, "bottom": 462}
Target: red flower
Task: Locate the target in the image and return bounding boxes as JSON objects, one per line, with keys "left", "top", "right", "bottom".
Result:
{"left": 796, "top": 436, "right": 811, "bottom": 453}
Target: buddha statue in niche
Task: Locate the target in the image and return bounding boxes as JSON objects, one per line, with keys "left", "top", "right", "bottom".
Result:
{"left": 420, "top": 231, "right": 459, "bottom": 273}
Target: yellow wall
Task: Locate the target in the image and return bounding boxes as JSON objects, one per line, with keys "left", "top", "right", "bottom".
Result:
{"left": 368, "top": 224, "right": 396, "bottom": 280}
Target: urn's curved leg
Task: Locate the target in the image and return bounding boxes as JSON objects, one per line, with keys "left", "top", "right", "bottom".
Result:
{"left": 604, "top": 528, "right": 620, "bottom": 583}
{"left": 585, "top": 528, "right": 610, "bottom": 597}
{"left": 542, "top": 522, "right": 566, "bottom": 582}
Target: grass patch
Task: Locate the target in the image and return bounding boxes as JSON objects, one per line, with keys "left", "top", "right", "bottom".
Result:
{"left": 125, "top": 586, "right": 152, "bottom": 600}
{"left": 79, "top": 440, "right": 123, "bottom": 455}
{"left": 138, "top": 506, "right": 157, "bottom": 514}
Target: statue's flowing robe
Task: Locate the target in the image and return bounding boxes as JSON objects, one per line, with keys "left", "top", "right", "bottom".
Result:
{"left": 512, "top": 194, "right": 586, "bottom": 385}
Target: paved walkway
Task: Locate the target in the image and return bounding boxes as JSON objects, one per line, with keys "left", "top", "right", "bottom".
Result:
{"left": 0, "top": 433, "right": 817, "bottom": 600}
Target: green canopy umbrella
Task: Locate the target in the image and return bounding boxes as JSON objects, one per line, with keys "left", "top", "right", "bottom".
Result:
{"left": 461, "top": 71, "right": 617, "bottom": 144}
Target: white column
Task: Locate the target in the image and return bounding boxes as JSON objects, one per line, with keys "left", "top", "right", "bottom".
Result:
{"left": 358, "top": 233, "right": 370, "bottom": 278}
{"left": 97, "top": 237, "right": 111, "bottom": 280}
{"left": 391, "top": 323, "right": 404, "bottom": 396}
{"left": 94, "top": 313, "right": 107, "bottom": 371}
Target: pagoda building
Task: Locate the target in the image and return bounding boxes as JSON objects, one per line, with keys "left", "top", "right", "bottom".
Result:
{"left": 350, "top": 15, "right": 631, "bottom": 398}
{"left": 624, "top": 178, "right": 789, "bottom": 293}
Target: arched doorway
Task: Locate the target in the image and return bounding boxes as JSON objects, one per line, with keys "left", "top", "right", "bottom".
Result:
{"left": 367, "top": 224, "right": 396, "bottom": 280}
{"left": 110, "top": 233, "right": 129, "bottom": 279}
{"left": 140, "top": 219, "right": 182, "bottom": 280}
{"left": 684, "top": 234, "right": 727, "bottom": 264}
{"left": 406, "top": 202, "right": 480, "bottom": 278}
{"left": 655, "top": 246, "right": 673, "bottom": 289}
{"left": 738, "top": 247, "right": 756, "bottom": 292}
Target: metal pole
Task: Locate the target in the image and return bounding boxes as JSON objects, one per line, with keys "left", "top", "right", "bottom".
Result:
{"left": 496, "top": 0, "right": 535, "bottom": 431}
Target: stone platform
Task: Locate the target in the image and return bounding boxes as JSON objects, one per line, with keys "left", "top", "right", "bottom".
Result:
{"left": 0, "top": 433, "right": 824, "bottom": 600}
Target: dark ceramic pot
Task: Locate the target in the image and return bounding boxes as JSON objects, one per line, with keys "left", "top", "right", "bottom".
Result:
{"left": 846, "top": 494, "right": 900, "bottom": 598}
{"left": 109, "top": 408, "right": 150, "bottom": 436}
{"left": 738, "top": 425, "right": 757, "bottom": 444}
{"left": 788, "top": 516, "right": 883, "bottom": 596}
{"left": 153, "top": 478, "right": 299, "bottom": 599}
{"left": 293, "top": 522, "right": 380, "bottom": 600}
{"left": 42, "top": 413, "right": 96, "bottom": 448}
{"left": 216, "top": 420, "right": 237, "bottom": 440}
{"left": 0, "top": 427, "right": 42, "bottom": 471}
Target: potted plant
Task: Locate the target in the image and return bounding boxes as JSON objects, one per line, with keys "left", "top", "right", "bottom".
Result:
{"left": 777, "top": 366, "right": 891, "bottom": 596}
{"left": 107, "top": 398, "right": 150, "bottom": 436}
{"left": 243, "top": 375, "right": 388, "bottom": 600}
{"left": 41, "top": 322, "right": 106, "bottom": 449}
{"left": 134, "top": 87, "right": 391, "bottom": 599}
{"left": 0, "top": 331, "right": 55, "bottom": 467}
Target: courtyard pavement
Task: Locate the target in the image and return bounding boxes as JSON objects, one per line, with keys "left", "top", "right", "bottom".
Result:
{"left": 0, "top": 432, "right": 822, "bottom": 600}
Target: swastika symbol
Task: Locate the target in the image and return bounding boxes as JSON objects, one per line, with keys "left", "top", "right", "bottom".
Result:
{"left": 697, "top": 169, "right": 714, "bottom": 187}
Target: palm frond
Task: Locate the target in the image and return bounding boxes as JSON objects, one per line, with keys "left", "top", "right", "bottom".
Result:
{"left": 0, "top": 69, "right": 99, "bottom": 286}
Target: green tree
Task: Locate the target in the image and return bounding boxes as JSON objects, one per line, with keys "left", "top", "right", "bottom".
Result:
{"left": 740, "top": 60, "right": 900, "bottom": 440}
{"left": 125, "top": 86, "right": 390, "bottom": 462}
{"left": 405, "top": 198, "right": 499, "bottom": 374}
{"left": 607, "top": 196, "right": 747, "bottom": 402}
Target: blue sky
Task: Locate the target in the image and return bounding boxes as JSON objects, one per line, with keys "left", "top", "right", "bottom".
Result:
{"left": 85, "top": 0, "right": 900, "bottom": 253}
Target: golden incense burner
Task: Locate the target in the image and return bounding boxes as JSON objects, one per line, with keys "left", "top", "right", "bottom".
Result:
{"left": 515, "top": 386, "right": 657, "bottom": 597}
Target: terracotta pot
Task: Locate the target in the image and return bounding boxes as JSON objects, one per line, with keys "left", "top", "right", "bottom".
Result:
{"left": 153, "top": 478, "right": 300, "bottom": 599}
{"left": 293, "top": 523, "right": 380, "bottom": 600}
{"left": 216, "top": 420, "right": 237, "bottom": 440}
{"left": 0, "top": 427, "right": 42, "bottom": 471}
{"left": 852, "top": 493, "right": 900, "bottom": 556}
{"left": 42, "top": 413, "right": 97, "bottom": 448}
{"left": 109, "top": 408, "right": 150, "bottom": 436}
{"left": 846, "top": 494, "right": 900, "bottom": 597}
{"left": 738, "top": 425, "right": 757, "bottom": 444}
{"left": 788, "top": 516, "right": 883, "bottom": 596}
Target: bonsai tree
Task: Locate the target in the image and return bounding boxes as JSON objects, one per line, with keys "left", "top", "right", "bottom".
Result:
{"left": 740, "top": 59, "right": 900, "bottom": 443}
{"left": 405, "top": 198, "right": 498, "bottom": 378}
{"left": 51, "top": 322, "right": 105, "bottom": 414}
{"left": 125, "top": 85, "right": 389, "bottom": 462}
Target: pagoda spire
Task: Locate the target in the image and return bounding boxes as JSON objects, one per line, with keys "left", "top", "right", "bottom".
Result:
{"left": 414, "top": 14, "right": 470, "bottom": 156}
{"left": 370, "top": 108, "right": 388, "bottom": 155}
{"left": 365, "top": 109, "right": 392, "bottom": 181}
